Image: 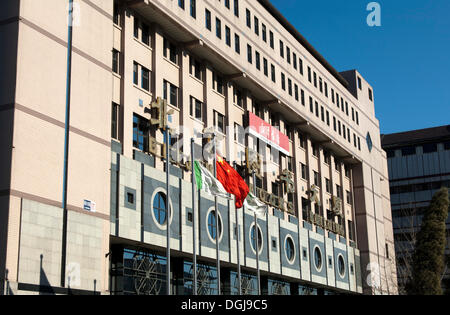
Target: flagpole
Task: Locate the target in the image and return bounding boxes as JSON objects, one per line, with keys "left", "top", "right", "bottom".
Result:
{"left": 253, "top": 171, "right": 261, "bottom": 295}
{"left": 214, "top": 134, "right": 221, "bottom": 295}
{"left": 191, "top": 138, "right": 197, "bottom": 295}
{"left": 166, "top": 126, "right": 171, "bottom": 295}
{"left": 233, "top": 161, "right": 242, "bottom": 295}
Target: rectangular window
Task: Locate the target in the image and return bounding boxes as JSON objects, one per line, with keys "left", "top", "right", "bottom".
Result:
{"left": 295, "top": 84, "right": 299, "bottom": 101}
{"left": 336, "top": 185, "right": 342, "bottom": 199}
{"left": 281, "top": 73, "right": 286, "bottom": 91}
{"left": 299, "top": 132, "right": 306, "bottom": 149}
{"left": 224, "top": 0, "right": 230, "bottom": 9}
{"left": 299, "top": 58, "right": 303, "bottom": 75}
{"left": 269, "top": 31, "right": 274, "bottom": 49}
{"left": 279, "top": 40, "right": 284, "bottom": 58}
{"left": 369, "top": 88, "right": 373, "bottom": 101}
{"left": 255, "top": 51, "right": 260, "bottom": 70}
{"left": 308, "top": 67, "right": 311, "bottom": 82}
{"left": 286, "top": 46, "right": 291, "bottom": 64}
{"left": 214, "top": 111, "right": 225, "bottom": 134}
{"left": 247, "top": 44, "right": 252, "bottom": 64}
{"left": 321, "top": 106, "right": 325, "bottom": 122}
{"left": 325, "top": 178, "right": 331, "bottom": 193}
{"left": 326, "top": 111, "right": 330, "bottom": 126}
{"left": 142, "top": 23, "right": 150, "bottom": 46}
{"left": 234, "top": 0, "right": 239, "bottom": 17}
{"left": 271, "top": 64, "right": 276, "bottom": 82}
{"left": 213, "top": 73, "right": 224, "bottom": 95}
{"left": 400, "top": 146, "right": 416, "bottom": 156}
{"left": 313, "top": 72, "right": 317, "bottom": 88}
{"left": 324, "top": 82, "right": 328, "bottom": 97}
{"left": 309, "top": 97, "right": 313, "bottom": 113}
{"left": 315, "top": 102, "right": 319, "bottom": 118}
{"left": 133, "top": 114, "right": 149, "bottom": 152}
{"left": 205, "top": 9, "right": 211, "bottom": 30}
{"left": 314, "top": 171, "right": 320, "bottom": 187}
{"left": 111, "top": 102, "right": 119, "bottom": 139}
{"left": 246, "top": 9, "right": 251, "bottom": 28}
{"left": 133, "top": 62, "right": 139, "bottom": 85}
{"left": 312, "top": 143, "right": 319, "bottom": 157}
{"left": 164, "top": 39, "right": 178, "bottom": 64}
{"left": 112, "top": 49, "right": 120, "bottom": 74}
{"left": 262, "top": 24, "right": 267, "bottom": 42}
{"left": 235, "top": 123, "right": 245, "bottom": 145}
{"left": 358, "top": 77, "right": 362, "bottom": 90}
{"left": 234, "top": 85, "right": 243, "bottom": 107}
{"left": 293, "top": 53, "right": 297, "bottom": 70}
{"left": 163, "top": 80, "right": 178, "bottom": 107}
{"left": 141, "top": 66, "right": 150, "bottom": 91}
{"left": 216, "top": 18, "right": 222, "bottom": 39}
{"left": 113, "top": 2, "right": 120, "bottom": 26}
{"left": 225, "top": 26, "right": 231, "bottom": 46}
{"left": 190, "top": 96, "right": 202, "bottom": 120}
{"left": 300, "top": 163, "right": 307, "bottom": 180}
{"left": 134, "top": 16, "right": 139, "bottom": 38}
{"left": 301, "top": 89, "right": 305, "bottom": 106}
{"left": 179, "top": 0, "right": 185, "bottom": 9}
{"left": 254, "top": 16, "right": 259, "bottom": 35}
{"left": 190, "top": 56, "right": 202, "bottom": 80}
{"left": 331, "top": 88, "right": 335, "bottom": 103}
{"left": 234, "top": 34, "right": 240, "bottom": 54}
{"left": 190, "top": 0, "right": 196, "bottom": 18}
{"left": 263, "top": 58, "right": 268, "bottom": 76}
{"left": 288, "top": 79, "right": 292, "bottom": 96}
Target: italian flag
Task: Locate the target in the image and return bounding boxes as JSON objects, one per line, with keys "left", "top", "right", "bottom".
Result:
{"left": 194, "top": 161, "right": 229, "bottom": 199}
{"left": 193, "top": 158, "right": 267, "bottom": 216}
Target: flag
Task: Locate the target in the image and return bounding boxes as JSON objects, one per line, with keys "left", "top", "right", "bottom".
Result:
{"left": 194, "top": 161, "right": 229, "bottom": 199}
{"left": 216, "top": 156, "right": 249, "bottom": 209}
{"left": 244, "top": 193, "right": 268, "bottom": 218}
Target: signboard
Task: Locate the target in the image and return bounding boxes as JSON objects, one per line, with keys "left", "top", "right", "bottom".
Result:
{"left": 83, "top": 200, "right": 96, "bottom": 212}
{"left": 248, "top": 112, "right": 290, "bottom": 156}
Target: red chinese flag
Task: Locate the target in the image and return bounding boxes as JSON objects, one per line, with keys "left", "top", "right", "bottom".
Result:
{"left": 216, "top": 156, "right": 249, "bottom": 209}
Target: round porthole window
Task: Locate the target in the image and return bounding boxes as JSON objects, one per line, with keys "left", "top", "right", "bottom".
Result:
{"left": 284, "top": 236, "right": 296, "bottom": 264}
{"left": 249, "top": 223, "right": 263, "bottom": 255}
{"left": 314, "top": 246, "right": 323, "bottom": 271}
{"left": 151, "top": 190, "right": 173, "bottom": 229}
{"left": 206, "top": 209, "right": 223, "bottom": 243}
{"left": 338, "top": 255, "right": 346, "bottom": 278}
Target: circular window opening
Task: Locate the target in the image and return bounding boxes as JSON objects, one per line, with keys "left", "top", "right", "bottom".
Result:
{"left": 338, "top": 255, "right": 346, "bottom": 278}
{"left": 250, "top": 224, "right": 263, "bottom": 254}
{"left": 153, "top": 192, "right": 169, "bottom": 225}
{"left": 314, "top": 247, "right": 323, "bottom": 271}
{"left": 284, "top": 236, "right": 295, "bottom": 263}
{"left": 207, "top": 210, "right": 223, "bottom": 243}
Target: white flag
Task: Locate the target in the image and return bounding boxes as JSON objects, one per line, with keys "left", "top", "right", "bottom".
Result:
{"left": 244, "top": 193, "right": 268, "bottom": 218}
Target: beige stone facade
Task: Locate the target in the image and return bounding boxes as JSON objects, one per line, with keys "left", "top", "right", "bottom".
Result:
{"left": 0, "top": 0, "right": 396, "bottom": 295}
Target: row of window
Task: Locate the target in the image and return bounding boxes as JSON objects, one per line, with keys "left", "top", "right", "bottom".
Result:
{"left": 390, "top": 180, "right": 450, "bottom": 195}
{"left": 386, "top": 141, "right": 450, "bottom": 158}
{"left": 201, "top": 4, "right": 363, "bottom": 132}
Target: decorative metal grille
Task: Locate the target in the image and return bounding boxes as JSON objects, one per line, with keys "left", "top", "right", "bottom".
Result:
{"left": 234, "top": 275, "right": 256, "bottom": 295}
{"left": 271, "top": 281, "right": 289, "bottom": 295}
{"left": 188, "top": 264, "right": 215, "bottom": 295}
{"left": 132, "top": 254, "right": 164, "bottom": 295}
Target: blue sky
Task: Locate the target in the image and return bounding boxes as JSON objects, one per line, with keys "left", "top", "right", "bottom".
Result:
{"left": 270, "top": 0, "right": 450, "bottom": 134}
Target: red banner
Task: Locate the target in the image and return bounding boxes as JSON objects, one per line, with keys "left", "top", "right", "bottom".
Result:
{"left": 248, "top": 112, "right": 290, "bottom": 156}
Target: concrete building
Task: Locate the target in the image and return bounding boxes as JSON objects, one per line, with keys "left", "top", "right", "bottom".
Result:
{"left": 382, "top": 125, "right": 450, "bottom": 294}
{"left": 0, "top": 0, "right": 396, "bottom": 295}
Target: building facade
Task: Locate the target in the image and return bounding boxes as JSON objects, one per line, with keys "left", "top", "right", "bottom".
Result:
{"left": 382, "top": 126, "right": 450, "bottom": 294}
{"left": 0, "top": 0, "right": 396, "bottom": 295}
